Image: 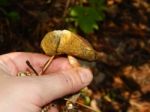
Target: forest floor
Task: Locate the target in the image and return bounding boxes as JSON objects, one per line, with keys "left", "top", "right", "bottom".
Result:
{"left": 0, "top": 0, "right": 150, "bottom": 112}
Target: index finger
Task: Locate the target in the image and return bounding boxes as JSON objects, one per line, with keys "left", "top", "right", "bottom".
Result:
{"left": 0, "top": 52, "right": 72, "bottom": 75}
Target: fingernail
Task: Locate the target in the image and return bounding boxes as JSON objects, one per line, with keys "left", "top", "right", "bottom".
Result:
{"left": 78, "top": 68, "right": 93, "bottom": 85}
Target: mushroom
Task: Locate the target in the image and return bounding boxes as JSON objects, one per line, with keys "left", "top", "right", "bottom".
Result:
{"left": 41, "top": 30, "right": 108, "bottom": 64}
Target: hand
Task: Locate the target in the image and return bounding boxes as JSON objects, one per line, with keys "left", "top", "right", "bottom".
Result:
{"left": 0, "top": 52, "right": 93, "bottom": 112}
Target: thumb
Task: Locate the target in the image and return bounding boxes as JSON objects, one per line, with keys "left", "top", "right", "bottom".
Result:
{"left": 36, "top": 67, "right": 93, "bottom": 105}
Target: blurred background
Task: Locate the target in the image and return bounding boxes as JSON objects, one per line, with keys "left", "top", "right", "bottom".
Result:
{"left": 0, "top": 0, "right": 150, "bottom": 111}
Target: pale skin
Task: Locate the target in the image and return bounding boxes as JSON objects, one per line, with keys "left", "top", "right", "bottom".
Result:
{"left": 0, "top": 52, "right": 93, "bottom": 112}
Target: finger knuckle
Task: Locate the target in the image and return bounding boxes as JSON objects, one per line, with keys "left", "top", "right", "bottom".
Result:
{"left": 61, "top": 71, "right": 79, "bottom": 92}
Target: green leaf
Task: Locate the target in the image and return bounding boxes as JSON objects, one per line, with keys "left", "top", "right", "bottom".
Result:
{"left": 70, "top": 6, "right": 101, "bottom": 33}
{"left": 68, "top": 0, "right": 106, "bottom": 34}
{"left": 70, "top": 6, "right": 85, "bottom": 17}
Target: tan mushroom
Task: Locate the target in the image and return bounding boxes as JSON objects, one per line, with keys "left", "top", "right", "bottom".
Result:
{"left": 41, "top": 30, "right": 108, "bottom": 63}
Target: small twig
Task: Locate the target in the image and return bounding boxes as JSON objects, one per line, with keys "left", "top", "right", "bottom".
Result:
{"left": 63, "top": 0, "right": 70, "bottom": 17}
{"left": 26, "top": 60, "right": 39, "bottom": 76}
{"left": 39, "top": 55, "right": 55, "bottom": 75}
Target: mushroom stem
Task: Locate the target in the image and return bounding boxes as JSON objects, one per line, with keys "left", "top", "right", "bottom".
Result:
{"left": 39, "top": 55, "right": 55, "bottom": 75}
{"left": 68, "top": 55, "right": 80, "bottom": 67}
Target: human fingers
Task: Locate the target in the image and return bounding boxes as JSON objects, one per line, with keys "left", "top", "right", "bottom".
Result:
{"left": 34, "top": 67, "right": 93, "bottom": 106}
{"left": 1, "top": 65, "right": 92, "bottom": 111}
{"left": 0, "top": 52, "right": 71, "bottom": 75}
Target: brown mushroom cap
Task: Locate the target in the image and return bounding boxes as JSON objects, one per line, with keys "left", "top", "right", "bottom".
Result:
{"left": 41, "top": 30, "right": 97, "bottom": 61}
